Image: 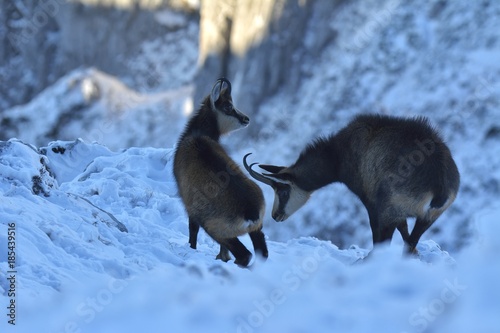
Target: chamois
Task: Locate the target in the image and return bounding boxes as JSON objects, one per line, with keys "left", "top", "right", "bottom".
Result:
{"left": 173, "top": 78, "right": 268, "bottom": 267}
{"left": 245, "top": 114, "right": 460, "bottom": 254}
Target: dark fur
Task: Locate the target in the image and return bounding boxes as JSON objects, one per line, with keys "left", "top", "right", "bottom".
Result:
{"left": 260, "top": 114, "right": 460, "bottom": 253}
{"left": 178, "top": 98, "right": 221, "bottom": 141}
{"left": 173, "top": 79, "right": 268, "bottom": 266}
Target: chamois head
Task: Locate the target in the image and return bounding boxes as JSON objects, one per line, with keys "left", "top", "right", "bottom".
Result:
{"left": 210, "top": 78, "right": 249, "bottom": 135}
{"left": 244, "top": 153, "right": 311, "bottom": 222}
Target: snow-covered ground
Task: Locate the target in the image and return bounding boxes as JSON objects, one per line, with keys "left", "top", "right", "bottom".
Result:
{"left": 3, "top": 1, "right": 499, "bottom": 252}
{"left": 0, "top": 139, "right": 499, "bottom": 333}
{"left": 1, "top": 1, "right": 500, "bottom": 332}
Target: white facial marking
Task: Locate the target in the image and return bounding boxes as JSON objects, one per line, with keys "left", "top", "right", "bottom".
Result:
{"left": 284, "top": 185, "right": 310, "bottom": 218}
{"left": 216, "top": 110, "right": 247, "bottom": 135}
{"left": 272, "top": 183, "right": 310, "bottom": 221}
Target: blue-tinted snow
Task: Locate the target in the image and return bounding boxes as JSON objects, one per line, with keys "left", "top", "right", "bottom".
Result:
{"left": 0, "top": 140, "right": 498, "bottom": 333}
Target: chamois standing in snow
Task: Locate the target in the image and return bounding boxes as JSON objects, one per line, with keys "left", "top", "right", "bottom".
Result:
{"left": 174, "top": 78, "right": 268, "bottom": 267}
{"left": 245, "top": 114, "right": 459, "bottom": 254}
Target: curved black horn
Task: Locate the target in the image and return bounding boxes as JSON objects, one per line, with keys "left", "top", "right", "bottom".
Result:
{"left": 217, "top": 77, "right": 231, "bottom": 95}
{"left": 243, "top": 153, "right": 275, "bottom": 187}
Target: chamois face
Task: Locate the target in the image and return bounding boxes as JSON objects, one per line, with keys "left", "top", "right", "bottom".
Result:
{"left": 270, "top": 180, "right": 311, "bottom": 222}
{"left": 242, "top": 155, "right": 311, "bottom": 222}
{"left": 211, "top": 80, "right": 249, "bottom": 135}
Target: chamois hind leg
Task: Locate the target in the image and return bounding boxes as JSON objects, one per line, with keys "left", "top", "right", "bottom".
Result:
{"left": 216, "top": 245, "right": 231, "bottom": 262}
{"left": 221, "top": 238, "right": 252, "bottom": 267}
{"left": 249, "top": 229, "right": 268, "bottom": 259}
{"left": 397, "top": 221, "right": 410, "bottom": 243}
{"left": 188, "top": 217, "right": 200, "bottom": 249}
{"left": 397, "top": 220, "right": 418, "bottom": 255}
{"left": 406, "top": 217, "right": 435, "bottom": 254}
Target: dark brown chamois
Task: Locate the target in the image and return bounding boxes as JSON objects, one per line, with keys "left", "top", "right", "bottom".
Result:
{"left": 245, "top": 114, "right": 459, "bottom": 254}
{"left": 174, "top": 78, "right": 268, "bottom": 267}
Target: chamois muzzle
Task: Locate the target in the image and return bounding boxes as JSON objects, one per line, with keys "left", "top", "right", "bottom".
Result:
{"left": 236, "top": 110, "right": 250, "bottom": 126}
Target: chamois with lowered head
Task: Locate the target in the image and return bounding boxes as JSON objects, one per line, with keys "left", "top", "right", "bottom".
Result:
{"left": 245, "top": 114, "right": 459, "bottom": 254}
{"left": 174, "top": 78, "right": 268, "bottom": 267}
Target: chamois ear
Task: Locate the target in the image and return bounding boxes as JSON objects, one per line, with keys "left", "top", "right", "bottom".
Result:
{"left": 219, "top": 78, "right": 232, "bottom": 97}
{"left": 211, "top": 77, "right": 232, "bottom": 107}
{"left": 211, "top": 80, "right": 223, "bottom": 106}
{"left": 263, "top": 171, "right": 294, "bottom": 183}
{"left": 259, "top": 164, "right": 286, "bottom": 174}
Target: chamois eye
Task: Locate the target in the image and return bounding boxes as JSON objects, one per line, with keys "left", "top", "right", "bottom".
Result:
{"left": 224, "top": 104, "right": 233, "bottom": 114}
{"left": 276, "top": 185, "right": 290, "bottom": 199}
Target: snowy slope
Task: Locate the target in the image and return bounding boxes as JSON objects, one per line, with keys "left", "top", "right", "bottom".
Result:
{"left": 3, "top": 1, "right": 499, "bottom": 253}
{"left": 1, "top": 68, "right": 193, "bottom": 150}
{"left": 1, "top": 2, "right": 500, "bottom": 331}
{"left": 1, "top": 139, "right": 499, "bottom": 333}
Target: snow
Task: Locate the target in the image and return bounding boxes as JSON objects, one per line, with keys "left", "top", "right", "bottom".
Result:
{"left": 0, "top": 139, "right": 499, "bottom": 333}
{"left": 3, "top": 2, "right": 499, "bottom": 253}
{"left": 2, "top": 1, "right": 500, "bottom": 332}
{"left": 1, "top": 68, "right": 193, "bottom": 149}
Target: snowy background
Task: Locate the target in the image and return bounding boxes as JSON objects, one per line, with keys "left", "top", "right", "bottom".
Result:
{"left": 1, "top": 0, "right": 500, "bottom": 332}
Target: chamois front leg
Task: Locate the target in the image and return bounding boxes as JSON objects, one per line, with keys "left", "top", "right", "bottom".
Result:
{"left": 368, "top": 207, "right": 402, "bottom": 247}
{"left": 188, "top": 217, "right": 200, "bottom": 249}
{"left": 367, "top": 208, "right": 382, "bottom": 245}
{"left": 379, "top": 223, "right": 398, "bottom": 243}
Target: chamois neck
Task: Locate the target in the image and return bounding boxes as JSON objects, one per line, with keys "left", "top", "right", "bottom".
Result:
{"left": 291, "top": 136, "right": 339, "bottom": 192}
{"left": 180, "top": 97, "right": 220, "bottom": 141}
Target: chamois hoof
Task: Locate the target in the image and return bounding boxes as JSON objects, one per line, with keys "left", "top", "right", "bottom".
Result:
{"left": 234, "top": 254, "right": 252, "bottom": 268}
{"left": 216, "top": 252, "right": 232, "bottom": 263}
{"left": 404, "top": 244, "right": 420, "bottom": 257}
{"left": 255, "top": 249, "right": 269, "bottom": 261}
{"left": 409, "top": 248, "right": 420, "bottom": 257}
